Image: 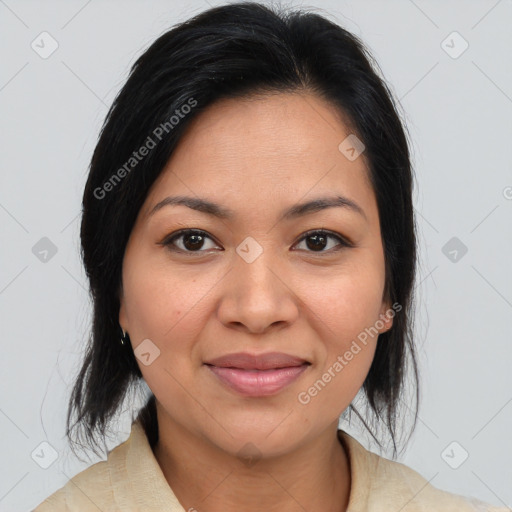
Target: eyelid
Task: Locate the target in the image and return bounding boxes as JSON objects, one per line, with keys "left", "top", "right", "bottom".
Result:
{"left": 160, "top": 228, "right": 353, "bottom": 254}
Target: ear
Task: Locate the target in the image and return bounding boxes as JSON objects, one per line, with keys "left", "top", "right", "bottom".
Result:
{"left": 119, "top": 285, "right": 128, "bottom": 332}
{"left": 377, "top": 300, "right": 395, "bottom": 334}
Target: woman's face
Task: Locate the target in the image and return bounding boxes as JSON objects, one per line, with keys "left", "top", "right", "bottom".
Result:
{"left": 119, "top": 92, "right": 393, "bottom": 457}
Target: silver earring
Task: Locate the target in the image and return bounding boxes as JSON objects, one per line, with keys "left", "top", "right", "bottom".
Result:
{"left": 120, "top": 329, "right": 128, "bottom": 346}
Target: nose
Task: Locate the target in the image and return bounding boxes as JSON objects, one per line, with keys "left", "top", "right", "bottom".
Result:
{"left": 216, "top": 252, "right": 299, "bottom": 335}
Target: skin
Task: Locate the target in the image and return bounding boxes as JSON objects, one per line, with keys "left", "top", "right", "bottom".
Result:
{"left": 119, "top": 91, "right": 393, "bottom": 512}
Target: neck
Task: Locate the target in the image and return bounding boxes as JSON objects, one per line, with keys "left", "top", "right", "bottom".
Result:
{"left": 153, "top": 409, "right": 351, "bottom": 512}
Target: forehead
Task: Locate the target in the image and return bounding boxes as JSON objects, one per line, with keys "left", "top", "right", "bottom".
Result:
{"left": 170, "top": 91, "right": 361, "bottom": 167}
{"left": 142, "top": 92, "right": 375, "bottom": 224}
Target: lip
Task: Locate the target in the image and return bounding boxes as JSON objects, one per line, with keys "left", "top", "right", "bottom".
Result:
{"left": 204, "top": 352, "right": 310, "bottom": 397}
{"left": 205, "top": 351, "right": 309, "bottom": 370}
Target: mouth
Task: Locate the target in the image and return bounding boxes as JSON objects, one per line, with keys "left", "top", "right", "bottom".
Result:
{"left": 204, "top": 352, "right": 311, "bottom": 397}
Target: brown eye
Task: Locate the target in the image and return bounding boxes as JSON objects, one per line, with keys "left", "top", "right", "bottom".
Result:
{"left": 161, "top": 228, "right": 352, "bottom": 256}
{"left": 182, "top": 232, "right": 204, "bottom": 250}
{"left": 162, "top": 229, "right": 220, "bottom": 253}
{"left": 293, "top": 230, "right": 351, "bottom": 253}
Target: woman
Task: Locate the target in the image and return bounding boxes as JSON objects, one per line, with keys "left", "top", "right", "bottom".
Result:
{"left": 33, "top": 2, "right": 506, "bottom": 511}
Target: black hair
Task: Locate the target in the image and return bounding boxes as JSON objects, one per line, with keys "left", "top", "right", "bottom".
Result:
{"left": 67, "top": 1, "right": 419, "bottom": 461}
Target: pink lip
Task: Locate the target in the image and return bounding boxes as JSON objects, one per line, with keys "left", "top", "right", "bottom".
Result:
{"left": 205, "top": 351, "right": 309, "bottom": 370}
{"left": 206, "top": 365, "right": 309, "bottom": 396}
{"left": 204, "top": 352, "right": 310, "bottom": 397}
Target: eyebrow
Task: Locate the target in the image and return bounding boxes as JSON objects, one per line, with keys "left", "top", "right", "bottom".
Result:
{"left": 148, "top": 194, "right": 367, "bottom": 222}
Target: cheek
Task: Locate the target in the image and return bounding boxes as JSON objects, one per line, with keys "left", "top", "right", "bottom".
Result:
{"left": 298, "top": 341, "right": 376, "bottom": 427}
{"left": 296, "top": 258, "right": 383, "bottom": 405}
{"left": 123, "top": 269, "right": 175, "bottom": 340}
{"left": 122, "top": 257, "right": 208, "bottom": 414}
{"left": 305, "top": 258, "right": 386, "bottom": 343}
{"left": 123, "top": 255, "right": 209, "bottom": 342}
{"left": 296, "top": 275, "right": 380, "bottom": 422}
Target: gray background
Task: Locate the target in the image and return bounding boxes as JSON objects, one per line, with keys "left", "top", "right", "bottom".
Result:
{"left": 1, "top": 0, "right": 511, "bottom": 510}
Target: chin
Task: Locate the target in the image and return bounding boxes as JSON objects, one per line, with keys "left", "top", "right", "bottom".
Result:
{"left": 200, "top": 417, "right": 309, "bottom": 461}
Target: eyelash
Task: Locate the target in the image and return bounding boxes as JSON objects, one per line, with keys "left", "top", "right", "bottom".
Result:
{"left": 160, "top": 228, "right": 353, "bottom": 256}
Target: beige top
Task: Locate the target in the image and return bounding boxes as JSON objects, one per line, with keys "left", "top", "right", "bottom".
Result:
{"left": 33, "top": 419, "right": 507, "bottom": 511}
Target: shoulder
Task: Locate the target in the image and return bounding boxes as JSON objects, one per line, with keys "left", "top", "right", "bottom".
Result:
{"left": 32, "top": 426, "right": 137, "bottom": 511}
{"left": 32, "top": 420, "right": 182, "bottom": 511}
{"left": 367, "top": 455, "right": 505, "bottom": 512}
{"left": 32, "top": 457, "right": 113, "bottom": 511}
{"left": 339, "top": 431, "right": 508, "bottom": 512}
